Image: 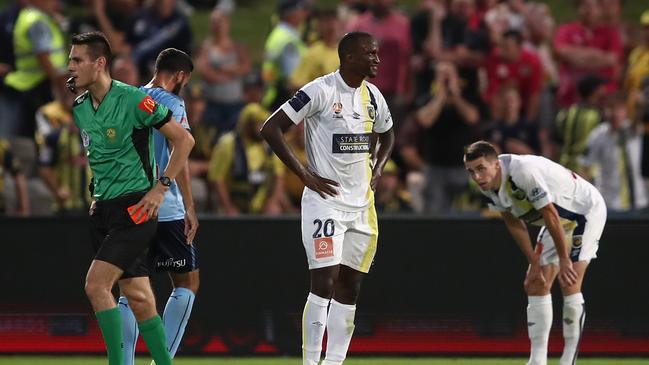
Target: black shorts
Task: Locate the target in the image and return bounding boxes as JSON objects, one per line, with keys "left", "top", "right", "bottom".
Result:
{"left": 89, "top": 192, "right": 156, "bottom": 277}
{"left": 150, "top": 219, "right": 199, "bottom": 274}
{"left": 122, "top": 219, "right": 200, "bottom": 278}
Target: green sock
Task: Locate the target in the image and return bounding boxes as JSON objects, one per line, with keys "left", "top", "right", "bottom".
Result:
{"left": 139, "top": 315, "right": 172, "bottom": 365}
{"left": 96, "top": 307, "right": 124, "bottom": 365}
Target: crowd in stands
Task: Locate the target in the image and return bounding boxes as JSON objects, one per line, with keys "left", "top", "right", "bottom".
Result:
{"left": 1, "top": 0, "right": 649, "bottom": 217}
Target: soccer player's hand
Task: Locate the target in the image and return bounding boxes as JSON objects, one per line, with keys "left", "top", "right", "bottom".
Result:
{"left": 370, "top": 168, "right": 382, "bottom": 191}
{"left": 184, "top": 207, "right": 199, "bottom": 244}
{"left": 558, "top": 258, "right": 578, "bottom": 287}
{"left": 301, "top": 167, "right": 339, "bottom": 198}
{"left": 132, "top": 184, "right": 167, "bottom": 222}
{"left": 525, "top": 243, "right": 545, "bottom": 287}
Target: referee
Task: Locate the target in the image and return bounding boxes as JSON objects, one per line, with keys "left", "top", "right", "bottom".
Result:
{"left": 68, "top": 32, "right": 194, "bottom": 365}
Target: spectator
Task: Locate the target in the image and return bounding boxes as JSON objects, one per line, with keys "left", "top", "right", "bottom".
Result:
{"left": 374, "top": 159, "right": 413, "bottom": 214}
{"left": 554, "top": 74, "right": 607, "bottom": 173}
{"left": 484, "top": 29, "right": 542, "bottom": 121}
{"left": 262, "top": 0, "right": 309, "bottom": 111}
{"left": 347, "top": 0, "right": 412, "bottom": 117}
{"left": 196, "top": 8, "right": 250, "bottom": 136}
{"left": 289, "top": 8, "right": 340, "bottom": 89}
{"left": 397, "top": 113, "right": 426, "bottom": 213}
{"left": 207, "top": 102, "right": 283, "bottom": 215}
{"left": 426, "top": 0, "right": 490, "bottom": 106}
{"left": 208, "top": 72, "right": 283, "bottom": 215}
{"left": 483, "top": 0, "right": 526, "bottom": 45}
{"left": 126, "top": 0, "right": 192, "bottom": 80}
{"left": 485, "top": 86, "right": 540, "bottom": 155}
{"left": 91, "top": 0, "right": 141, "bottom": 55}
{"left": 337, "top": 0, "right": 369, "bottom": 30}
{"left": 624, "top": 10, "right": 649, "bottom": 121}
{"left": 524, "top": 2, "right": 559, "bottom": 157}
{"left": 276, "top": 121, "right": 306, "bottom": 212}
{"left": 35, "top": 89, "right": 90, "bottom": 215}
{"left": 0, "top": 0, "right": 27, "bottom": 81}
{"left": 0, "top": 0, "right": 67, "bottom": 171}
{"left": 412, "top": 61, "right": 480, "bottom": 214}
{"left": 582, "top": 94, "right": 647, "bottom": 213}
{"left": 553, "top": 0, "right": 622, "bottom": 107}
{"left": 109, "top": 53, "right": 140, "bottom": 85}
{"left": 409, "top": 0, "right": 444, "bottom": 101}
{"left": 0, "top": 139, "right": 29, "bottom": 216}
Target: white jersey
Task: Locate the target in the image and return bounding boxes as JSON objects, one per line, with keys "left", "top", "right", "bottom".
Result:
{"left": 482, "top": 154, "right": 605, "bottom": 226}
{"left": 280, "top": 70, "right": 393, "bottom": 212}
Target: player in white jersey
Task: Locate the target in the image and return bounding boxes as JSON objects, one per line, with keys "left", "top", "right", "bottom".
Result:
{"left": 464, "top": 141, "right": 607, "bottom": 365}
{"left": 261, "top": 32, "right": 394, "bottom": 365}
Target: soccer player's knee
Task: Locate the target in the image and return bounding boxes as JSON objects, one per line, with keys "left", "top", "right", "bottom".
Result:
{"left": 124, "top": 290, "right": 153, "bottom": 311}
{"left": 334, "top": 281, "right": 361, "bottom": 304}
{"left": 173, "top": 274, "right": 199, "bottom": 294}
{"left": 84, "top": 280, "right": 109, "bottom": 299}
{"left": 524, "top": 280, "right": 550, "bottom": 296}
{"left": 311, "top": 276, "right": 335, "bottom": 297}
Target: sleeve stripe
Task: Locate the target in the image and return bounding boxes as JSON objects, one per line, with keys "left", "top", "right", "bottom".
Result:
{"left": 366, "top": 86, "right": 378, "bottom": 117}
{"left": 152, "top": 109, "right": 173, "bottom": 130}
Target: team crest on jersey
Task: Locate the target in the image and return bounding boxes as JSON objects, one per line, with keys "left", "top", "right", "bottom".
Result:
{"left": 332, "top": 102, "right": 343, "bottom": 118}
{"left": 106, "top": 128, "right": 116, "bottom": 140}
{"left": 81, "top": 130, "right": 90, "bottom": 147}
{"left": 512, "top": 188, "right": 526, "bottom": 200}
{"left": 366, "top": 104, "right": 376, "bottom": 121}
{"left": 573, "top": 236, "right": 583, "bottom": 247}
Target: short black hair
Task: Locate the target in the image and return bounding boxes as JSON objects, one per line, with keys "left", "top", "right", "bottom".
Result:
{"left": 503, "top": 29, "right": 524, "bottom": 45}
{"left": 71, "top": 32, "right": 112, "bottom": 62}
{"left": 338, "top": 31, "right": 373, "bottom": 61}
{"left": 464, "top": 141, "right": 498, "bottom": 162}
{"left": 577, "top": 74, "right": 606, "bottom": 99}
{"left": 154, "top": 48, "right": 194, "bottom": 74}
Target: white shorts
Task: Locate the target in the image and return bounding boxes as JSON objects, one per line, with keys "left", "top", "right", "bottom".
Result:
{"left": 535, "top": 199, "right": 607, "bottom": 266}
{"left": 301, "top": 194, "right": 378, "bottom": 273}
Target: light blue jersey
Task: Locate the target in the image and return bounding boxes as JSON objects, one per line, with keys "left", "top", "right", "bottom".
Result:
{"left": 140, "top": 86, "right": 190, "bottom": 222}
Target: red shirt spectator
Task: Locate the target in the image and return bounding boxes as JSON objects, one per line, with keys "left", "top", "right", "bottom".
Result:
{"left": 553, "top": 0, "right": 622, "bottom": 107}
{"left": 484, "top": 30, "right": 543, "bottom": 121}
{"left": 347, "top": 3, "right": 411, "bottom": 96}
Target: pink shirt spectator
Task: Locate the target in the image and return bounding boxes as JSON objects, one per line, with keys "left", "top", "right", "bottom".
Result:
{"left": 554, "top": 22, "right": 623, "bottom": 107}
{"left": 484, "top": 48, "right": 543, "bottom": 108}
{"left": 347, "top": 11, "right": 412, "bottom": 96}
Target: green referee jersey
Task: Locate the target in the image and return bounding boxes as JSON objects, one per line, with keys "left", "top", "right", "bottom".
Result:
{"left": 73, "top": 80, "right": 172, "bottom": 201}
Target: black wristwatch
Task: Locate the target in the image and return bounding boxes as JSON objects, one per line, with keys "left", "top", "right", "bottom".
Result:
{"left": 158, "top": 176, "right": 172, "bottom": 187}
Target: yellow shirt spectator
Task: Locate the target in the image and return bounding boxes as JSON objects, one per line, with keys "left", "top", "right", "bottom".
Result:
{"left": 290, "top": 40, "right": 340, "bottom": 88}
{"left": 208, "top": 103, "right": 283, "bottom": 214}
{"left": 624, "top": 45, "right": 649, "bottom": 119}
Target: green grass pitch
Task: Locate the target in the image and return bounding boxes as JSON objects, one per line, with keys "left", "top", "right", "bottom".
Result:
{"left": 0, "top": 357, "right": 647, "bottom": 365}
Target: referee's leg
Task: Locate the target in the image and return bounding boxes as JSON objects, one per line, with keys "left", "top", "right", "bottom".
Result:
{"left": 85, "top": 259, "right": 126, "bottom": 365}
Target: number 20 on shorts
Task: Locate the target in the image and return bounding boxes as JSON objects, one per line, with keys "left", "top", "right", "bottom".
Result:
{"left": 313, "top": 218, "right": 335, "bottom": 259}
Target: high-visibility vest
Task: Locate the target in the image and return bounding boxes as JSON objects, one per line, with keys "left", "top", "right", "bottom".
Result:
{"left": 262, "top": 23, "right": 305, "bottom": 108}
{"left": 5, "top": 7, "right": 67, "bottom": 91}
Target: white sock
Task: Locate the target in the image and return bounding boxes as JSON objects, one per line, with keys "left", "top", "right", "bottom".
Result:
{"left": 559, "top": 293, "right": 585, "bottom": 365}
{"left": 322, "top": 299, "right": 356, "bottom": 365}
{"left": 526, "top": 295, "right": 552, "bottom": 365}
{"left": 302, "top": 293, "right": 329, "bottom": 365}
